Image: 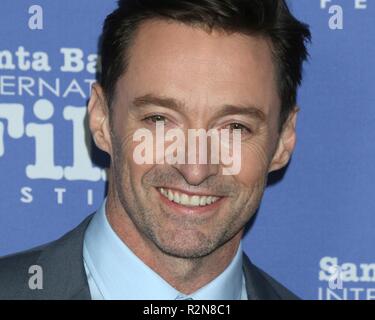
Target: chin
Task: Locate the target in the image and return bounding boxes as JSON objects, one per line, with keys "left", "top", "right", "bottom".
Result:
{"left": 152, "top": 229, "right": 219, "bottom": 259}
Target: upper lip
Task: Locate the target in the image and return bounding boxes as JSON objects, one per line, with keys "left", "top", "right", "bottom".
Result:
{"left": 156, "top": 186, "right": 225, "bottom": 198}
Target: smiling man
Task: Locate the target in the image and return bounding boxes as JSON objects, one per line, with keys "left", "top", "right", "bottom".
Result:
{"left": 0, "top": 0, "right": 310, "bottom": 300}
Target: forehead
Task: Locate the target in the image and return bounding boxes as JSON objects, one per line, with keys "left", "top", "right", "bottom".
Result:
{"left": 117, "top": 19, "right": 279, "bottom": 113}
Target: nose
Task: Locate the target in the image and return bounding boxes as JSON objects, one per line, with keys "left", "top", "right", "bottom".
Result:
{"left": 172, "top": 127, "right": 220, "bottom": 185}
{"left": 172, "top": 163, "right": 219, "bottom": 186}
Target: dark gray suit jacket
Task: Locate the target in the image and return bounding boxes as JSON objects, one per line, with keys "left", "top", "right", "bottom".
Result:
{"left": 0, "top": 214, "right": 299, "bottom": 300}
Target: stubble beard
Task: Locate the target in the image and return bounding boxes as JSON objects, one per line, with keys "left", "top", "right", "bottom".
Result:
{"left": 110, "top": 137, "right": 268, "bottom": 260}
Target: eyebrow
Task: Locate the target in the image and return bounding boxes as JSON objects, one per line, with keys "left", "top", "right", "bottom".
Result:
{"left": 215, "top": 104, "right": 267, "bottom": 122}
{"left": 133, "top": 93, "right": 186, "bottom": 112}
{"left": 132, "top": 93, "right": 267, "bottom": 122}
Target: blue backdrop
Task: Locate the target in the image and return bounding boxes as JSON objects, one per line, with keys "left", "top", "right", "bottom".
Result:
{"left": 0, "top": 0, "right": 374, "bottom": 300}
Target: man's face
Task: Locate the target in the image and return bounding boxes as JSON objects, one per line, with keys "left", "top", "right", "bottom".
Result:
{"left": 95, "top": 20, "right": 295, "bottom": 259}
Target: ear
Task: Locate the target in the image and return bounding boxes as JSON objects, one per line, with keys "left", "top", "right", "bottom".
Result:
{"left": 87, "top": 83, "right": 112, "bottom": 155}
{"left": 268, "top": 106, "right": 299, "bottom": 173}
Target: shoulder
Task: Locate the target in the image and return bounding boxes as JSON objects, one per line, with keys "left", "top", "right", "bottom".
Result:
{"left": 0, "top": 242, "right": 53, "bottom": 299}
{"left": 254, "top": 264, "right": 300, "bottom": 300}
{"left": 242, "top": 253, "right": 300, "bottom": 300}
{"left": 0, "top": 214, "right": 94, "bottom": 299}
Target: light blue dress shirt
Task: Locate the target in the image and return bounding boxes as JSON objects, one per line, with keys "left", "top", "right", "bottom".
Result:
{"left": 83, "top": 199, "right": 248, "bottom": 300}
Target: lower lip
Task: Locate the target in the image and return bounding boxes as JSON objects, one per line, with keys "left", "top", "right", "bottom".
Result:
{"left": 156, "top": 188, "right": 226, "bottom": 215}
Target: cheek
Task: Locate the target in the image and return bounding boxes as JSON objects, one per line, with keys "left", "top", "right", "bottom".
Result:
{"left": 125, "top": 138, "right": 163, "bottom": 194}
{"left": 236, "top": 139, "right": 271, "bottom": 186}
{"left": 124, "top": 141, "right": 154, "bottom": 181}
{"left": 111, "top": 126, "right": 143, "bottom": 186}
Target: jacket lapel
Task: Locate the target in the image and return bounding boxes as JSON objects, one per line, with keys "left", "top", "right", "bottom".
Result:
{"left": 242, "top": 253, "right": 283, "bottom": 300}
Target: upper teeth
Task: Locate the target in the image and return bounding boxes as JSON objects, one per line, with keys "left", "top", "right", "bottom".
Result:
{"left": 158, "top": 188, "right": 220, "bottom": 207}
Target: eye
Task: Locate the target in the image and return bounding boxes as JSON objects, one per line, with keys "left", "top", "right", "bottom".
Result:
{"left": 143, "top": 114, "right": 167, "bottom": 124}
{"left": 227, "top": 123, "right": 252, "bottom": 134}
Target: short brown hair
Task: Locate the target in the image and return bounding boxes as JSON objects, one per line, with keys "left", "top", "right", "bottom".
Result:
{"left": 100, "top": 0, "right": 311, "bottom": 131}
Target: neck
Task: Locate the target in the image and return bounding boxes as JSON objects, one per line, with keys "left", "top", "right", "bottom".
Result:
{"left": 105, "top": 186, "right": 243, "bottom": 295}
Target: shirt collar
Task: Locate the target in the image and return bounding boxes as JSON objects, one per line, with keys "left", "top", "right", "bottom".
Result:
{"left": 83, "top": 199, "right": 244, "bottom": 300}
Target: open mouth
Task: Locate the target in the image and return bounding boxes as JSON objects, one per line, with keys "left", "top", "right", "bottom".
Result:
{"left": 157, "top": 187, "right": 223, "bottom": 209}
